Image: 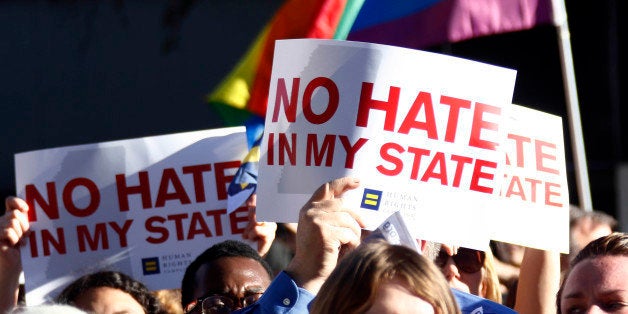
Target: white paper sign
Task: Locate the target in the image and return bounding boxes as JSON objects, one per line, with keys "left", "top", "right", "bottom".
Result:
{"left": 489, "top": 104, "right": 569, "bottom": 253}
{"left": 363, "top": 211, "right": 422, "bottom": 253}
{"left": 257, "top": 39, "right": 517, "bottom": 249}
{"left": 15, "top": 127, "right": 250, "bottom": 304}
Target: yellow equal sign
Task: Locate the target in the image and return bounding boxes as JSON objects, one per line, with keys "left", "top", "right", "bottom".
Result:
{"left": 364, "top": 193, "right": 379, "bottom": 206}
{"left": 144, "top": 260, "right": 157, "bottom": 272}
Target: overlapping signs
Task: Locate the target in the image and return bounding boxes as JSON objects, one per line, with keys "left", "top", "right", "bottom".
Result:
{"left": 256, "top": 39, "right": 568, "bottom": 252}
{"left": 15, "top": 127, "right": 251, "bottom": 304}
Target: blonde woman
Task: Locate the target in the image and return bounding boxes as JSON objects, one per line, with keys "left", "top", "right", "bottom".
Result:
{"left": 434, "top": 244, "right": 501, "bottom": 303}
{"left": 310, "top": 240, "right": 460, "bottom": 314}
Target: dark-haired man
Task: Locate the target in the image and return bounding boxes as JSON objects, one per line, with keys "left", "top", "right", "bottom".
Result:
{"left": 181, "top": 240, "right": 273, "bottom": 313}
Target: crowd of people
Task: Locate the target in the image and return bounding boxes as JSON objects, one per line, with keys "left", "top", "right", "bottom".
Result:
{"left": 1, "top": 177, "right": 626, "bottom": 314}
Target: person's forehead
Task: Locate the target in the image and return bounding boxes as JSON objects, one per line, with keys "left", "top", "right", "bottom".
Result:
{"left": 193, "top": 256, "right": 271, "bottom": 292}
{"left": 564, "top": 255, "right": 628, "bottom": 294}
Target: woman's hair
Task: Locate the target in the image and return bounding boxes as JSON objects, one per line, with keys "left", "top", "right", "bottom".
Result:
{"left": 310, "top": 240, "right": 460, "bottom": 314}
{"left": 556, "top": 232, "right": 628, "bottom": 313}
{"left": 481, "top": 249, "right": 502, "bottom": 303}
{"left": 153, "top": 289, "right": 183, "bottom": 314}
{"left": 56, "top": 270, "right": 165, "bottom": 314}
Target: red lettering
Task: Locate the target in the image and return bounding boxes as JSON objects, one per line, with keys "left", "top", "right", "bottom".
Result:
{"left": 109, "top": 220, "right": 133, "bottom": 247}
{"left": 302, "top": 77, "right": 338, "bottom": 124}
{"left": 42, "top": 228, "right": 66, "bottom": 256}
{"left": 306, "top": 134, "right": 335, "bottom": 166}
{"left": 545, "top": 182, "right": 562, "bottom": 207}
{"left": 469, "top": 103, "right": 501, "bottom": 150}
{"left": 450, "top": 154, "right": 473, "bottom": 188}
{"left": 25, "top": 182, "right": 59, "bottom": 222}
{"left": 214, "top": 161, "right": 240, "bottom": 200}
{"left": 229, "top": 207, "right": 248, "bottom": 235}
{"left": 278, "top": 133, "right": 297, "bottom": 166}
{"left": 206, "top": 209, "right": 227, "bottom": 236}
{"left": 398, "top": 92, "right": 438, "bottom": 139}
{"left": 116, "top": 172, "right": 151, "bottom": 211}
{"left": 407, "top": 147, "right": 430, "bottom": 180}
{"left": 29, "top": 232, "right": 38, "bottom": 258}
{"left": 272, "top": 78, "right": 300, "bottom": 123}
{"left": 507, "top": 134, "right": 531, "bottom": 167}
{"left": 441, "top": 96, "right": 471, "bottom": 143}
{"left": 470, "top": 159, "right": 496, "bottom": 193}
{"left": 356, "top": 82, "right": 400, "bottom": 131}
{"left": 377, "top": 143, "right": 404, "bottom": 176}
{"left": 77, "top": 223, "right": 109, "bottom": 252}
{"left": 182, "top": 164, "right": 212, "bottom": 202}
{"left": 267, "top": 133, "right": 275, "bottom": 166}
{"left": 188, "top": 212, "right": 212, "bottom": 239}
{"left": 155, "top": 168, "right": 192, "bottom": 208}
{"left": 421, "top": 152, "right": 447, "bottom": 185}
{"left": 339, "top": 136, "right": 368, "bottom": 169}
{"left": 145, "top": 216, "right": 168, "bottom": 244}
{"left": 505, "top": 176, "right": 525, "bottom": 200}
{"left": 525, "top": 178, "right": 542, "bottom": 203}
{"left": 167, "top": 213, "right": 189, "bottom": 241}
{"left": 28, "top": 228, "right": 67, "bottom": 257}
{"left": 62, "top": 178, "right": 100, "bottom": 218}
{"left": 535, "top": 140, "right": 559, "bottom": 174}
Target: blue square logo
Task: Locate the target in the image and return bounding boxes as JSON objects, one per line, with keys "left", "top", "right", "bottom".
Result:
{"left": 142, "top": 257, "right": 160, "bottom": 275}
{"left": 361, "top": 189, "right": 382, "bottom": 211}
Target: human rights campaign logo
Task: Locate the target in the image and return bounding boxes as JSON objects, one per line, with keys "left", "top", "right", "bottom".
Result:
{"left": 142, "top": 257, "right": 160, "bottom": 275}
{"left": 361, "top": 189, "right": 382, "bottom": 210}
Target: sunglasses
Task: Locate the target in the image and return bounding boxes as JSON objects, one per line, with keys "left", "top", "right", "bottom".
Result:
{"left": 434, "top": 247, "right": 485, "bottom": 273}
{"left": 184, "top": 293, "right": 263, "bottom": 314}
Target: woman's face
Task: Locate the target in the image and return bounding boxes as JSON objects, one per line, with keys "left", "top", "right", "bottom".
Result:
{"left": 560, "top": 255, "right": 628, "bottom": 313}
{"left": 436, "top": 244, "right": 484, "bottom": 297}
{"left": 72, "top": 286, "right": 145, "bottom": 314}
{"left": 364, "top": 278, "right": 435, "bottom": 314}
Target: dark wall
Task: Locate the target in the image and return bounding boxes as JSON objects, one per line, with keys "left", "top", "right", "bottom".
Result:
{"left": 1, "top": 1, "right": 625, "bottom": 219}
{"left": 0, "top": 0, "right": 282, "bottom": 201}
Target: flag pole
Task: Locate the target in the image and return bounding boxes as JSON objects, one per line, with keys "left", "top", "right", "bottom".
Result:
{"left": 552, "top": 0, "right": 593, "bottom": 211}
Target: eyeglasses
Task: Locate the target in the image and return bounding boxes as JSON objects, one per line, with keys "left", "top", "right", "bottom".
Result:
{"left": 434, "top": 247, "right": 485, "bottom": 273}
{"left": 184, "top": 293, "right": 263, "bottom": 314}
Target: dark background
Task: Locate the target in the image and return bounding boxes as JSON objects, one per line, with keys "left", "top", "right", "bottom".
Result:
{"left": 0, "top": 1, "right": 625, "bottom": 228}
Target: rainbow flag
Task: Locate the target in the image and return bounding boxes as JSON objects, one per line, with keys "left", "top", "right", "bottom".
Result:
{"left": 216, "top": 0, "right": 556, "bottom": 209}
{"left": 226, "top": 134, "right": 263, "bottom": 213}
{"left": 348, "top": 0, "right": 554, "bottom": 49}
{"left": 207, "top": 0, "right": 360, "bottom": 133}
{"left": 208, "top": 0, "right": 555, "bottom": 131}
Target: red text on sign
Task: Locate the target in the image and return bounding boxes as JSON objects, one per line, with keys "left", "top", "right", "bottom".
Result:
{"left": 144, "top": 207, "right": 248, "bottom": 244}
{"left": 377, "top": 142, "right": 497, "bottom": 194}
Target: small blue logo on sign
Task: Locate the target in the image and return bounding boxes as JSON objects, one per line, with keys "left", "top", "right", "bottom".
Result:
{"left": 361, "top": 189, "right": 382, "bottom": 210}
{"left": 142, "top": 257, "right": 160, "bottom": 275}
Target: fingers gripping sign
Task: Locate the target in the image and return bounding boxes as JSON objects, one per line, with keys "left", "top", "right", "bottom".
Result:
{"left": 2, "top": 196, "right": 31, "bottom": 248}
{"left": 286, "top": 177, "right": 365, "bottom": 294}
{"left": 1, "top": 196, "right": 31, "bottom": 312}
{"left": 242, "top": 194, "right": 277, "bottom": 257}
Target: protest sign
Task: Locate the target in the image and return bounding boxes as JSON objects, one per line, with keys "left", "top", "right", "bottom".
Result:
{"left": 362, "top": 211, "right": 422, "bottom": 253}
{"left": 489, "top": 104, "right": 569, "bottom": 253}
{"left": 256, "top": 39, "right": 517, "bottom": 249}
{"left": 15, "top": 127, "right": 250, "bottom": 304}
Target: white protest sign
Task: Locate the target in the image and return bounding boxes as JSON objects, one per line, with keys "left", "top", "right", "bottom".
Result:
{"left": 489, "top": 104, "right": 569, "bottom": 253}
{"left": 362, "top": 211, "right": 422, "bottom": 253}
{"left": 15, "top": 127, "right": 250, "bottom": 304}
{"left": 257, "top": 39, "right": 517, "bottom": 249}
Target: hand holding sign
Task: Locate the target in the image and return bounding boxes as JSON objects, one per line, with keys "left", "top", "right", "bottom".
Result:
{"left": 284, "top": 177, "right": 365, "bottom": 294}
{"left": 241, "top": 194, "right": 277, "bottom": 257}
{"left": 0, "top": 196, "right": 30, "bottom": 312}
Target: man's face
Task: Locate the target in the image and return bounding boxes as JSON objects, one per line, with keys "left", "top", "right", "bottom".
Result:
{"left": 187, "top": 256, "right": 272, "bottom": 313}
